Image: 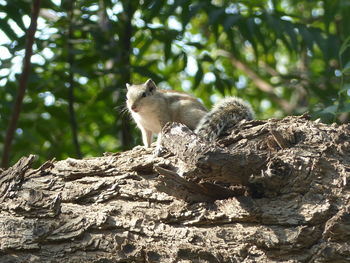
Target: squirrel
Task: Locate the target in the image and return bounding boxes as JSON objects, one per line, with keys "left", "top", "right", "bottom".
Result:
{"left": 126, "top": 79, "right": 208, "bottom": 154}
{"left": 126, "top": 79, "right": 254, "bottom": 154}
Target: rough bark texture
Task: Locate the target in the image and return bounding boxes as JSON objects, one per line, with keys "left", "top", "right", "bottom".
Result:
{"left": 0, "top": 115, "right": 349, "bottom": 263}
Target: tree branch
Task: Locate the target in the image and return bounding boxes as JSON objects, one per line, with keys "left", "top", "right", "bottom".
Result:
{"left": 216, "top": 49, "right": 295, "bottom": 114}
{"left": 1, "top": 116, "right": 349, "bottom": 262}
{"left": 118, "top": 1, "right": 136, "bottom": 150}
{"left": 1, "top": 0, "right": 41, "bottom": 168}
{"left": 67, "top": 0, "right": 82, "bottom": 159}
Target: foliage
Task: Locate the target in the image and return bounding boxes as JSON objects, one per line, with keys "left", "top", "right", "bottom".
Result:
{"left": 0, "top": 0, "right": 349, "bottom": 166}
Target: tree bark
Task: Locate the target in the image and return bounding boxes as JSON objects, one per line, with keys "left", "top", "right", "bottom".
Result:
{"left": 0, "top": 116, "right": 349, "bottom": 262}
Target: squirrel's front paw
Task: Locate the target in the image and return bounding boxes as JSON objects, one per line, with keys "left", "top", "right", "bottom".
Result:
{"left": 153, "top": 145, "right": 166, "bottom": 157}
{"left": 133, "top": 145, "right": 144, "bottom": 150}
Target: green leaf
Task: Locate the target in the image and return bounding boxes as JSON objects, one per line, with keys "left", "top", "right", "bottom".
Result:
{"left": 339, "top": 36, "right": 350, "bottom": 57}
{"left": 281, "top": 20, "right": 298, "bottom": 51}
{"left": 201, "top": 53, "right": 213, "bottom": 62}
{"left": 338, "top": 102, "right": 350, "bottom": 113}
{"left": 323, "top": 105, "right": 338, "bottom": 114}
{"left": 224, "top": 14, "right": 241, "bottom": 31}
{"left": 265, "top": 14, "right": 293, "bottom": 51}
{"left": 132, "top": 66, "right": 163, "bottom": 82}
{"left": 194, "top": 63, "right": 203, "bottom": 89}
{"left": 208, "top": 7, "right": 225, "bottom": 25}
{"left": 164, "top": 39, "right": 172, "bottom": 62}
{"left": 238, "top": 18, "right": 258, "bottom": 55}
{"left": 310, "top": 27, "right": 329, "bottom": 58}
{"left": 0, "top": 19, "right": 18, "bottom": 40}
{"left": 341, "top": 83, "right": 350, "bottom": 92}
{"left": 342, "top": 61, "right": 350, "bottom": 75}
{"left": 186, "top": 42, "right": 205, "bottom": 49}
{"left": 179, "top": 52, "right": 188, "bottom": 71}
{"left": 298, "top": 26, "right": 314, "bottom": 51}
{"left": 186, "top": 2, "right": 207, "bottom": 26}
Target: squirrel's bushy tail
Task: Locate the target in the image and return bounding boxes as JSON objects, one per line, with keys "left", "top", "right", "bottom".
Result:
{"left": 195, "top": 97, "right": 254, "bottom": 141}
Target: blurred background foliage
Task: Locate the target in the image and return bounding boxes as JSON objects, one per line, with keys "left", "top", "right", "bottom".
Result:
{"left": 0, "top": 0, "right": 350, "bottom": 167}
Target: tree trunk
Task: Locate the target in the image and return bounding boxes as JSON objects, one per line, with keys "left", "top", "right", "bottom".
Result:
{"left": 0, "top": 115, "right": 349, "bottom": 263}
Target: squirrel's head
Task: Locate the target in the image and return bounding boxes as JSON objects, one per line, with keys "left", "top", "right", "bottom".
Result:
{"left": 126, "top": 79, "right": 157, "bottom": 113}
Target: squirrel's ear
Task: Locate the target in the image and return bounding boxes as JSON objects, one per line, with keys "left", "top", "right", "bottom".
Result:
{"left": 126, "top": 83, "right": 130, "bottom": 89}
{"left": 145, "top": 79, "right": 157, "bottom": 91}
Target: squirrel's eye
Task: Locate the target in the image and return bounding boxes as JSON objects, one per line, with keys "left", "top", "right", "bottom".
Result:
{"left": 141, "top": 92, "right": 147, "bottom": 98}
